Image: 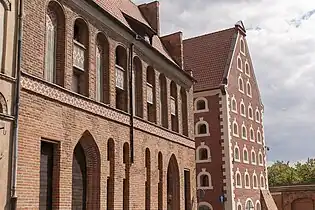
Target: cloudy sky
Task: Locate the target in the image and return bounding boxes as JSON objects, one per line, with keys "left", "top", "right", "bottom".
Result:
{"left": 133, "top": 0, "right": 315, "bottom": 164}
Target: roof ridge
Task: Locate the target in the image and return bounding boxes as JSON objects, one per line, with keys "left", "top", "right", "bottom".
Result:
{"left": 184, "top": 27, "right": 235, "bottom": 42}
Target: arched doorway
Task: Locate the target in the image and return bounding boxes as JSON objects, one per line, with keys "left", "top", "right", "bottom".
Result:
{"left": 72, "top": 131, "right": 100, "bottom": 209}
{"left": 292, "top": 198, "right": 314, "bottom": 210}
{"left": 167, "top": 154, "right": 180, "bottom": 210}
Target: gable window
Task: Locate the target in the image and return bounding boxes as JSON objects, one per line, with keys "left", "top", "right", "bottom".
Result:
{"left": 231, "top": 97, "right": 237, "bottom": 113}
{"left": 257, "top": 130, "right": 262, "bottom": 144}
{"left": 240, "top": 101, "right": 246, "bottom": 116}
{"left": 255, "top": 109, "right": 261, "bottom": 123}
{"left": 246, "top": 81, "right": 252, "bottom": 97}
{"left": 250, "top": 127, "right": 255, "bottom": 141}
{"left": 237, "top": 56, "right": 242, "bottom": 71}
{"left": 242, "top": 124, "right": 247, "bottom": 140}
{"left": 253, "top": 173, "right": 258, "bottom": 189}
{"left": 197, "top": 168, "right": 213, "bottom": 190}
{"left": 245, "top": 62, "right": 250, "bottom": 76}
{"left": 245, "top": 199, "right": 254, "bottom": 210}
{"left": 233, "top": 120, "right": 239, "bottom": 137}
{"left": 244, "top": 171, "right": 250, "bottom": 189}
{"left": 195, "top": 118, "right": 210, "bottom": 137}
{"left": 243, "top": 147, "right": 249, "bottom": 163}
{"left": 248, "top": 105, "right": 253, "bottom": 120}
{"left": 235, "top": 170, "right": 242, "bottom": 188}
{"left": 251, "top": 149, "right": 256, "bottom": 165}
{"left": 240, "top": 38, "right": 245, "bottom": 55}
{"left": 258, "top": 152, "right": 263, "bottom": 166}
{"left": 260, "top": 174, "right": 265, "bottom": 189}
{"left": 238, "top": 76, "right": 244, "bottom": 92}
{"left": 195, "top": 97, "right": 209, "bottom": 113}
{"left": 256, "top": 201, "right": 261, "bottom": 210}
{"left": 196, "top": 142, "right": 211, "bottom": 163}
{"left": 234, "top": 145, "right": 240, "bottom": 162}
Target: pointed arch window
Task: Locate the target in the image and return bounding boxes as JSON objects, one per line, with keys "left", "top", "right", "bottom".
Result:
{"left": 242, "top": 124, "right": 247, "bottom": 140}
{"left": 240, "top": 38, "right": 245, "bottom": 55}
{"left": 233, "top": 120, "right": 239, "bottom": 137}
{"left": 231, "top": 97, "right": 237, "bottom": 113}
{"left": 251, "top": 149, "right": 256, "bottom": 165}
{"left": 245, "top": 199, "right": 254, "bottom": 210}
{"left": 238, "top": 76, "right": 244, "bottom": 92}
{"left": 248, "top": 105, "right": 253, "bottom": 120}
{"left": 237, "top": 56, "right": 242, "bottom": 71}
{"left": 258, "top": 151, "right": 263, "bottom": 166}
{"left": 244, "top": 171, "right": 250, "bottom": 189}
{"left": 246, "top": 81, "right": 252, "bottom": 97}
{"left": 253, "top": 173, "right": 258, "bottom": 189}
{"left": 250, "top": 127, "right": 255, "bottom": 141}
{"left": 234, "top": 144, "right": 240, "bottom": 162}
{"left": 257, "top": 130, "right": 262, "bottom": 144}
{"left": 245, "top": 62, "right": 250, "bottom": 76}
{"left": 235, "top": 170, "right": 242, "bottom": 188}
{"left": 243, "top": 147, "right": 249, "bottom": 163}
{"left": 240, "top": 100, "right": 246, "bottom": 116}
{"left": 255, "top": 109, "right": 261, "bottom": 123}
{"left": 260, "top": 174, "right": 265, "bottom": 189}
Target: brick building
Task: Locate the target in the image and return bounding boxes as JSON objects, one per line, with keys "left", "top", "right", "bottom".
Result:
{"left": 184, "top": 22, "right": 275, "bottom": 210}
{"left": 1, "top": 0, "right": 197, "bottom": 209}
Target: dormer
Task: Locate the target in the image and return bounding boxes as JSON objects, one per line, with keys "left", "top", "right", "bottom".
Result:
{"left": 138, "top": 1, "right": 160, "bottom": 35}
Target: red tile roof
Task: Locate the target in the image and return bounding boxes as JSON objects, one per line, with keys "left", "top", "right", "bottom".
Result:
{"left": 92, "top": 0, "right": 177, "bottom": 66}
{"left": 183, "top": 27, "right": 237, "bottom": 92}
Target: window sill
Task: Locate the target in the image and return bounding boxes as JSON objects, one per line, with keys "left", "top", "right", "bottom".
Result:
{"left": 194, "top": 109, "right": 209, "bottom": 114}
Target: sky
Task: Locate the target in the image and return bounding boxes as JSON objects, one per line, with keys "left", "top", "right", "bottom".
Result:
{"left": 133, "top": 0, "right": 315, "bottom": 165}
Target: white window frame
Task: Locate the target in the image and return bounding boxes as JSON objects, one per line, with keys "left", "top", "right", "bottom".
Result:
{"left": 243, "top": 146, "right": 249, "bottom": 163}
{"left": 258, "top": 150, "right": 263, "bottom": 166}
{"left": 197, "top": 168, "right": 213, "bottom": 190}
{"left": 237, "top": 55, "right": 243, "bottom": 71}
{"left": 245, "top": 198, "right": 255, "bottom": 210}
{"left": 255, "top": 108, "right": 261, "bottom": 123}
{"left": 194, "top": 97, "right": 209, "bottom": 113}
{"left": 245, "top": 61, "right": 250, "bottom": 77}
{"left": 246, "top": 80, "right": 252, "bottom": 98}
{"left": 251, "top": 148, "right": 256, "bottom": 165}
{"left": 257, "top": 129, "right": 262, "bottom": 144}
{"left": 198, "top": 202, "right": 213, "bottom": 210}
{"left": 249, "top": 126, "right": 255, "bottom": 142}
{"left": 256, "top": 200, "right": 261, "bottom": 210}
{"left": 232, "top": 119, "right": 239, "bottom": 137}
{"left": 253, "top": 172, "right": 258, "bottom": 189}
{"left": 260, "top": 174, "right": 265, "bottom": 189}
{"left": 235, "top": 169, "right": 242, "bottom": 188}
{"left": 244, "top": 170, "right": 250, "bottom": 189}
{"left": 196, "top": 142, "right": 211, "bottom": 163}
{"left": 234, "top": 143, "right": 241, "bottom": 162}
{"left": 248, "top": 105, "right": 253, "bottom": 120}
{"left": 195, "top": 117, "right": 210, "bottom": 137}
{"left": 238, "top": 75, "right": 244, "bottom": 93}
{"left": 240, "top": 37, "right": 246, "bottom": 55}
{"left": 241, "top": 123, "right": 247, "bottom": 140}
{"left": 236, "top": 201, "right": 243, "bottom": 210}
{"left": 240, "top": 99, "right": 246, "bottom": 117}
{"left": 231, "top": 96, "right": 237, "bottom": 113}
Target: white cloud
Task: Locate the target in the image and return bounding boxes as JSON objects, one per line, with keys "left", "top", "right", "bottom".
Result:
{"left": 133, "top": 0, "right": 315, "bottom": 162}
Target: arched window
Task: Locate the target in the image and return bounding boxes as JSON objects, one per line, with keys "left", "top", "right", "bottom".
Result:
{"left": 240, "top": 100, "right": 246, "bottom": 116}
{"left": 170, "top": 81, "right": 178, "bottom": 132}
{"left": 234, "top": 145, "right": 240, "bottom": 161}
{"left": 253, "top": 173, "right": 258, "bottom": 189}
{"left": 198, "top": 202, "right": 213, "bottom": 210}
{"left": 196, "top": 142, "right": 211, "bottom": 163}
{"left": 246, "top": 81, "right": 252, "bottom": 97}
{"left": 237, "top": 56, "right": 242, "bottom": 70}
{"left": 146, "top": 66, "right": 156, "bottom": 122}
{"left": 195, "top": 97, "right": 208, "bottom": 112}
{"left": 195, "top": 118, "right": 210, "bottom": 137}
{"left": 95, "top": 33, "right": 109, "bottom": 104}
{"left": 238, "top": 76, "right": 244, "bottom": 92}
{"left": 257, "top": 130, "right": 262, "bottom": 143}
{"left": 250, "top": 127, "right": 255, "bottom": 141}
{"left": 115, "top": 46, "right": 128, "bottom": 112}
{"left": 133, "top": 57, "right": 143, "bottom": 117}
{"left": 248, "top": 105, "right": 253, "bottom": 119}
{"left": 159, "top": 74, "right": 168, "bottom": 128}
{"left": 181, "top": 88, "right": 188, "bottom": 136}
{"left": 0, "top": 93, "right": 7, "bottom": 114}
{"left": 245, "top": 62, "right": 250, "bottom": 76}
{"left": 243, "top": 147, "right": 249, "bottom": 163}
{"left": 244, "top": 171, "right": 250, "bottom": 189}
{"left": 72, "top": 18, "right": 89, "bottom": 96}
{"left": 197, "top": 169, "right": 213, "bottom": 189}
{"left": 233, "top": 120, "right": 239, "bottom": 136}
{"left": 237, "top": 203, "right": 243, "bottom": 210}
{"left": 231, "top": 97, "right": 237, "bottom": 113}
{"left": 255, "top": 109, "right": 261, "bottom": 123}
{"left": 245, "top": 199, "right": 254, "bottom": 210}
{"left": 256, "top": 201, "right": 261, "bottom": 210}
{"left": 235, "top": 170, "right": 242, "bottom": 188}
{"left": 251, "top": 149, "right": 256, "bottom": 165}
{"left": 45, "top": 2, "right": 65, "bottom": 86}
{"left": 260, "top": 175, "right": 265, "bottom": 189}
{"left": 242, "top": 124, "right": 247, "bottom": 139}
{"left": 0, "top": 3, "right": 4, "bottom": 71}
{"left": 258, "top": 152, "right": 263, "bottom": 165}
{"left": 240, "top": 38, "right": 245, "bottom": 54}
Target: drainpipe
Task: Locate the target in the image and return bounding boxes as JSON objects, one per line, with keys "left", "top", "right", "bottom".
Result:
{"left": 11, "top": 0, "right": 23, "bottom": 208}
{"left": 129, "top": 42, "right": 134, "bottom": 163}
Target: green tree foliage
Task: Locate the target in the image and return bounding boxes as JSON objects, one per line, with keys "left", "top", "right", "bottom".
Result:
{"left": 268, "top": 159, "right": 315, "bottom": 187}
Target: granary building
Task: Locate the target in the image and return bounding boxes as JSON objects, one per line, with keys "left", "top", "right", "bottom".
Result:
{"left": 184, "top": 22, "right": 277, "bottom": 210}
{"left": 0, "top": 0, "right": 197, "bottom": 209}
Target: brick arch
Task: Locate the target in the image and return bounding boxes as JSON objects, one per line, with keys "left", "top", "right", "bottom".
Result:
{"left": 72, "top": 130, "right": 100, "bottom": 210}
{"left": 0, "top": 92, "right": 7, "bottom": 114}
{"left": 291, "top": 198, "right": 314, "bottom": 210}
{"left": 167, "top": 154, "right": 180, "bottom": 210}
{"left": 285, "top": 192, "right": 315, "bottom": 207}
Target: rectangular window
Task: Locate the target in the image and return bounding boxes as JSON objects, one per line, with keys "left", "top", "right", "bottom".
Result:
{"left": 115, "top": 64, "right": 124, "bottom": 90}
{"left": 184, "top": 170, "right": 191, "bottom": 210}
{"left": 73, "top": 41, "right": 85, "bottom": 71}
{"left": 40, "top": 141, "right": 54, "bottom": 210}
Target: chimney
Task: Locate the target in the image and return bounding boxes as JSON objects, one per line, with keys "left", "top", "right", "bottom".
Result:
{"left": 138, "top": 1, "right": 160, "bottom": 35}
{"left": 161, "top": 32, "right": 184, "bottom": 68}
